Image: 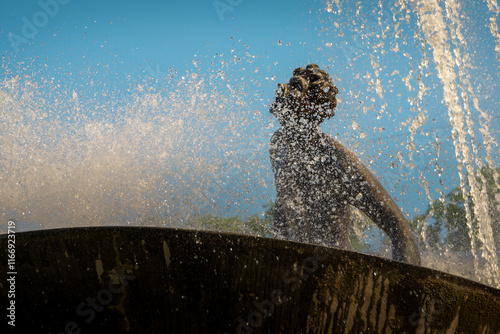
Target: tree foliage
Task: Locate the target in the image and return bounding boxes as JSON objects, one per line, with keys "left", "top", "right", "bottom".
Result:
{"left": 187, "top": 201, "right": 274, "bottom": 237}
{"left": 412, "top": 167, "right": 500, "bottom": 252}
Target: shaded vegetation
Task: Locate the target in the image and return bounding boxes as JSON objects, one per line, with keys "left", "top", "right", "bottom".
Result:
{"left": 162, "top": 201, "right": 275, "bottom": 237}
{"left": 411, "top": 167, "right": 500, "bottom": 252}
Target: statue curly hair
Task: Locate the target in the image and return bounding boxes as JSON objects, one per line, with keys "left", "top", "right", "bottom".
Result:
{"left": 271, "top": 63, "right": 339, "bottom": 126}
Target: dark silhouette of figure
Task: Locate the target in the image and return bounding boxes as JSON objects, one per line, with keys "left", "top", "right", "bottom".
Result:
{"left": 270, "top": 64, "right": 421, "bottom": 265}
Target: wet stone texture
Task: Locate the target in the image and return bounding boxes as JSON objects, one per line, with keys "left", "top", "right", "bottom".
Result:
{"left": 0, "top": 227, "right": 499, "bottom": 333}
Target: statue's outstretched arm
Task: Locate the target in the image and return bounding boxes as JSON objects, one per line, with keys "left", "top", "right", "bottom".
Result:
{"left": 330, "top": 138, "right": 421, "bottom": 265}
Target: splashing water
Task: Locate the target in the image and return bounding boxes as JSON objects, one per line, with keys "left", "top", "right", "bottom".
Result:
{"left": 408, "top": 0, "right": 499, "bottom": 287}
{"left": 1, "top": 0, "right": 499, "bottom": 288}
{"left": 322, "top": 0, "right": 500, "bottom": 287}
{"left": 0, "top": 72, "right": 271, "bottom": 230}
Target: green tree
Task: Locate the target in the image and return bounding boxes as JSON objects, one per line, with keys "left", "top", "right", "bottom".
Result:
{"left": 188, "top": 201, "right": 274, "bottom": 236}
{"left": 412, "top": 167, "right": 500, "bottom": 252}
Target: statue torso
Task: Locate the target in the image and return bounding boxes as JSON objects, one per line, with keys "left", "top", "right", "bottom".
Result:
{"left": 270, "top": 129, "right": 350, "bottom": 246}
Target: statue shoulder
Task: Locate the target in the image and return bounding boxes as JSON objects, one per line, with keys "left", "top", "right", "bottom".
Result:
{"left": 319, "top": 135, "right": 367, "bottom": 171}
{"left": 321, "top": 134, "right": 354, "bottom": 156}
{"left": 319, "top": 133, "right": 346, "bottom": 152}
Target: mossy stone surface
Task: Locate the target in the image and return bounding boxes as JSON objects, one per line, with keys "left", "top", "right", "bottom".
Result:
{"left": 1, "top": 227, "right": 498, "bottom": 333}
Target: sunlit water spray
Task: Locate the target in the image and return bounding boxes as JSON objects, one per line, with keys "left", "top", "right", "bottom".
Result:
{"left": 1, "top": 0, "right": 499, "bottom": 289}
{"left": 0, "top": 71, "right": 271, "bottom": 231}
{"left": 323, "top": 0, "right": 500, "bottom": 287}
{"left": 410, "top": 0, "right": 499, "bottom": 287}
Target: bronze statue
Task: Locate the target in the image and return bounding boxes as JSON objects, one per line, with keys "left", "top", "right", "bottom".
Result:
{"left": 269, "top": 64, "right": 421, "bottom": 265}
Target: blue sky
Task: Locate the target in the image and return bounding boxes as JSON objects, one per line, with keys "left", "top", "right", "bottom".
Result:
{"left": 2, "top": 0, "right": 321, "bottom": 86}
{"left": 1, "top": 0, "right": 499, "bottom": 230}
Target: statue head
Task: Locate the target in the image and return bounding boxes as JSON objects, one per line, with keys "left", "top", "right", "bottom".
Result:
{"left": 271, "top": 64, "right": 338, "bottom": 127}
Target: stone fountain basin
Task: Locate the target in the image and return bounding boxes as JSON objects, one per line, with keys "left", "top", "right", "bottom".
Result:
{"left": 1, "top": 227, "right": 498, "bottom": 333}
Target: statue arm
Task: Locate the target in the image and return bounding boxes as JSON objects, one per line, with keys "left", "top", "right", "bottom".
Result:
{"left": 329, "top": 138, "right": 421, "bottom": 265}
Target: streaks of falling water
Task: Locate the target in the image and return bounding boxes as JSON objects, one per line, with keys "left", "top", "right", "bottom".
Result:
{"left": 410, "top": 0, "right": 500, "bottom": 287}
{"left": 323, "top": 0, "right": 499, "bottom": 287}
{"left": 485, "top": 0, "right": 500, "bottom": 60}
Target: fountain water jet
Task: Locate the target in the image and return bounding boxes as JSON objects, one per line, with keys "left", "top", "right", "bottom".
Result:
{"left": 1, "top": 0, "right": 499, "bottom": 290}
{"left": 0, "top": 72, "right": 269, "bottom": 230}
{"left": 408, "top": 0, "right": 500, "bottom": 287}
{"left": 321, "top": 0, "right": 500, "bottom": 287}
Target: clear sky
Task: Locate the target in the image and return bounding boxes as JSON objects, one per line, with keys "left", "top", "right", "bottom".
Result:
{"left": 1, "top": 0, "right": 499, "bottom": 230}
